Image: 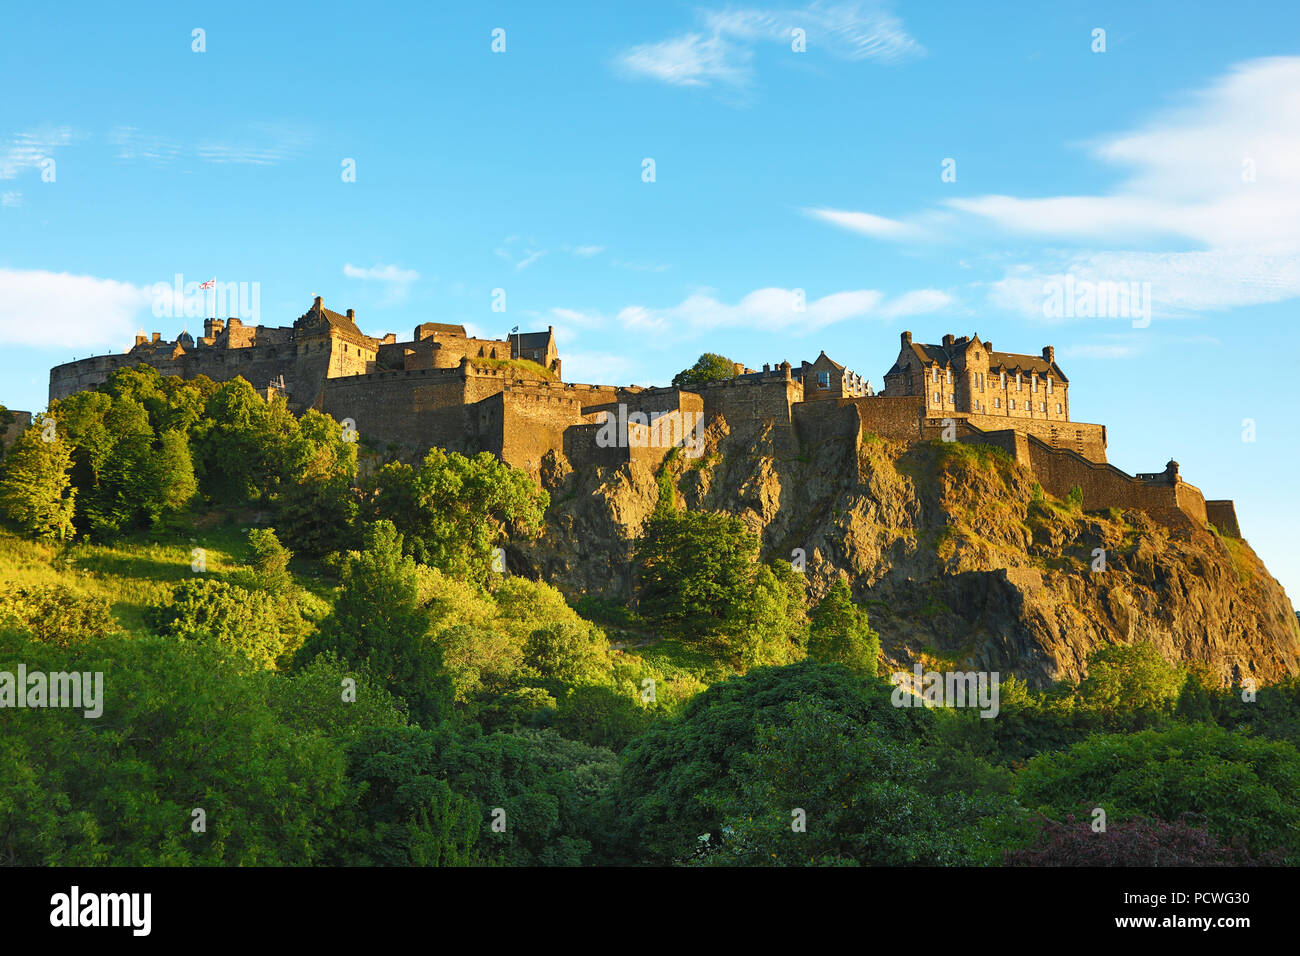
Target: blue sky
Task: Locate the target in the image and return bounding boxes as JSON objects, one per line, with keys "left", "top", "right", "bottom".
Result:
{"left": 2, "top": 1, "right": 1299, "bottom": 596}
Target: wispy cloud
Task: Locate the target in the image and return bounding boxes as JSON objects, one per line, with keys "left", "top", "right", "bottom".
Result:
{"left": 0, "top": 269, "right": 152, "bottom": 348}
{"left": 803, "top": 206, "right": 926, "bottom": 240}
{"left": 0, "top": 127, "right": 76, "bottom": 179}
{"left": 343, "top": 262, "right": 420, "bottom": 304}
{"left": 109, "top": 123, "right": 311, "bottom": 167}
{"left": 546, "top": 285, "right": 950, "bottom": 339}
{"left": 809, "top": 57, "right": 1300, "bottom": 319}
{"left": 495, "top": 236, "right": 547, "bottom": 270}
{"left": 615, "top": 1, "right": 922, "bottom": 95}
{"left": 572, "top": 245, "right": 605, "bottom": 257}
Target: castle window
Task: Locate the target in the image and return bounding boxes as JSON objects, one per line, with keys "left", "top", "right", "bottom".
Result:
{"left": 1056, "top": 403, "right": 1063, "bottom": 414}
{"left": 1009, "top": 399, "right": 1016, "bottom": 410}
{"left": 995, "top": 398, "right": 1001, "bottom": 409}
{"left": 1032, "top": 375, "right": 1037, "bottom": 392}
{"left": 933, "top": 392, "right": 940, "bottom": 404}
{"left": 1000, "top": 372, "right": 1006, "bottom": 389}
{"left": 1047, "top": 376, "right": 1053, "bottom": 393}
{"left": 1040, "top": 402, "right": 1046, "bottom": 412}
{"left": 817, "top": 371, "right": 830, "bottom": 388}
{"left": 945, "top": 369, "right": 952, "bottom": 384}
{"left": 932, "top": 368, "right": 939, "bottom": 383}
{"left": 1016, "top": 373, "right": 1022, "bottom": 390}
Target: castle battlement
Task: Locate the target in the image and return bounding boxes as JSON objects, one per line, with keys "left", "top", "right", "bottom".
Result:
{"left": 45, "top": 305, "right": 1238, "bottom": 538}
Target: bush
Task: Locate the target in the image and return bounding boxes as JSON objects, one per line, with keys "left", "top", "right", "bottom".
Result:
{"left": 0, "top": 584, "right": 115, "bottom": 646}
{"left": 148, "top": 578, "right": 288, "bottom": 669}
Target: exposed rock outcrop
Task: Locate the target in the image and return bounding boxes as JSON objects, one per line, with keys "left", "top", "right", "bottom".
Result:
{"left": 521, "top": 417, "right": 1300, "bottom": 689}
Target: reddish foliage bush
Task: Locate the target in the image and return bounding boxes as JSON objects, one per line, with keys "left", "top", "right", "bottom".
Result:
{"left": 1005, "top": 813, "right": 1282, "bottom": 866}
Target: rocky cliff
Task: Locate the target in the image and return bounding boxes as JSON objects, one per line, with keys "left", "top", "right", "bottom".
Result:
{"left": 520, "top": 418, "right": 1300, "bottom": 689}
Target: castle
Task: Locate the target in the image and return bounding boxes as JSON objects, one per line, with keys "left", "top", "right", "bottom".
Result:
{"left": 47, "top": 297, "right": 1241, "bottom": 538}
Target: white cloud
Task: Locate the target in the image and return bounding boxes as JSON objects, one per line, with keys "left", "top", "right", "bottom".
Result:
{"left": 495, "top": 237, "right": 547, "bottom": 270}
{"left": 343, "top": 263, "right": 420, "bottom": 283}
{"left": 572, "top": 245, "right": 605, "bottom": 257}
{"left": 0, "top": 127, "right": 75, "bottom": 180}
{"left": 615, "top": 1, "right": 922, "bottom": 93}
{"left": 0, "top": 269, "right": 152, "bottom": 348}
{"left": 812, "top": 58, "right": 1300, "bottom": 318}
{"left": 109, "top": 123, "right": 311, "bottom": 167}
{"left": 803, "top": 206, "right": 925, "bottom": 240}
{"left": 1060, "top": 343, "right": 1140, "bottom": 360}
{"left": 548, "top": 285, "right": 950, "bottom": 340}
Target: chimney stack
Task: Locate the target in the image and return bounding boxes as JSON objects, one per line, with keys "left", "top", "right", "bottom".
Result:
{"left": 1042, "top": 345, "right": 1055, "bottom": 364}
{"left": 151, "top": 332, "right": 161, "bottom": 343}
{"left": 313, "top": 295, "right": 323, "bottom": 310}
{"left": 135, "top": 331, "right": 147, "bottom": 347}
{"left": 346, "top": 308, "right": 355, "bottom": 321}
{"left": 942, "top": 333, "right": 954, "bottom": 348}
{"left": 901, "top": 331, "right": 912, "bottom": 346}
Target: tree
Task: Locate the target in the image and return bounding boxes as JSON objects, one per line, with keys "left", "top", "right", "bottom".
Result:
{"left": 1014, "top": 723, "right": 1300, "bottom": 860}
{"left": 0, "top": 584, "right": 114, "bottom": 646}
{"left": 614, "top": 662, "right": 927, "bottom": 864}
{"left": 698, "top": 698, "right": 1015, "bottom": 866}
{"left": 807, "top": 579, "right": 880, "bottom": 675}
{"left": 296, "top": 520, "right": 453, "bottom": 727}
{"left": 633, "top": 509, "right": 758, "bottom": 643}
{"left": 243, "top": 527, "right": 292, "bottom": 592}
{"left": 365, "top": 449, "right": 547, "bottom": 580}
{"left": 1076, "top": 641, "right": 1185, "bottom": 728}
{"left": 147, "top": 578, "right": 288, "bottom": 670}
{"left": 672, "top": 353, "right": 738, "bottom": 390}
{"left": 0, "top": 419, "right": 76, "bottom": 540}
{"left": 1005, "top": 814, "right": 1276, "bottom": 866}
{"left": 0, "top": 630, "right": 349, "bottom": 865}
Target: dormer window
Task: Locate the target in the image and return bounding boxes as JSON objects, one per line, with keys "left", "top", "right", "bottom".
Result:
{"left": 945, "top": 369, "right": 952, "bottom": 384}
{"left": 1047, "top": 376, "right": 1053, "bottom": 393}
{"left": 932, "top": 367, "right": 939, "bottom": 383}
{"left": 1016, "top": 373, "right": 1022, "bottom": 391}
{"left": 817, "top": 371, "right": 830, "bottom": 388}
{"left": 1000, "top": 372, "right": 1007, "bottom": 389}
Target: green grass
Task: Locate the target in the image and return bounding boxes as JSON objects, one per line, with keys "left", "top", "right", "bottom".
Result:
{"left": 472, "top": 357, "right": 557, "bottom": 380}
{"left": 0, "top": 521, "right": 335, "bottom": 636}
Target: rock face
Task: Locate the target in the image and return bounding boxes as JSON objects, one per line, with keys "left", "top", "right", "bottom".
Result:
{"left": 519, "top": 418, "right": 1300, "bottom": 689}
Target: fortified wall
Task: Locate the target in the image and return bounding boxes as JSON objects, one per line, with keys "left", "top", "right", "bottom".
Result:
{"left": 44, "top": 306, "right": 1241, "bottom": 538}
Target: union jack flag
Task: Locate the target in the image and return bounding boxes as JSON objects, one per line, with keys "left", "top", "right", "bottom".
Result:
{"left": 200, "top": 279, "right": 215, "bottom": 289}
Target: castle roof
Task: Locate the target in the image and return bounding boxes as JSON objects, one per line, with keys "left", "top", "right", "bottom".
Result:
{"left": 513, "top": 329, "right": 554, "bottom": 350}
{"left": 888, "top": 334, "right": 1068, "bottom": 382}
{"left": 295, "top": 297, "right": 375, "bottom": 348}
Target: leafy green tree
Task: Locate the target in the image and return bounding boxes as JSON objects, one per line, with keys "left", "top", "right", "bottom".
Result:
{"left": 614, "top": 662, "right": 928, "bottom": 864}
{"left": 0, "top": 419, "right": 76, "bottom": 540}
{"left": 1076, "top": 641, "right": 1185, "bottom": 727}
{"left": 243, "top": 527, "right": 292, "bottom": 592}
{"left": 331, "top": 726, "right": 482, "bottom": 866}
{"left": 1015, "top": 723, "right": 1300, "bottom": 860}
{"left": 807, "top": 579, "right": 880, "bottom": 675}
{"left": 672, "top": 353, "right": 738, "bottom": 390}
{"left": 297, "top": 520, "right": 453, "bottom": 727}
{"left": 0, "top": 630, "right": 349, "bottom": 865}
{"left": 523, "top": 621, "right": 611, "bottom": 685}
{"left": 0, "top": 584, "right": 114, "bottom": 646}
{"left": 699, "top": 698, "right": 1015, "bottom": 865}
{"left": 273, "top": 409, "right": 359, "bottom": 556}
{"left": 148, "top": 578, "right": 289, "bottom": 669}
{"left": 155, "top": 428, "right": 198, "bottom": 516}
{"left": 366, "top": 449, "right": 547, "bottom": 580}
{"left": 633, "top": 509, "right": 758, "bottom": 642}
